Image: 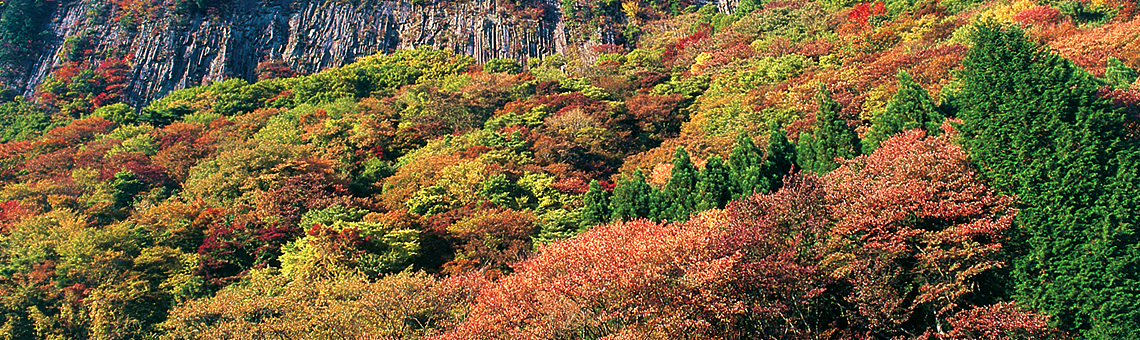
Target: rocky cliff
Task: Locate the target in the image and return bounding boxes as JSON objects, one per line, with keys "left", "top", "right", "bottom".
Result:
{"left": 14, "top": 0, "right": 733, "bottom": 107}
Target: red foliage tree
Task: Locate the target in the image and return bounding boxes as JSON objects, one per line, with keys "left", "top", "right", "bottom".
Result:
{"left": 21, "top": 147, "right": 78, "bottom": 181}
{"left": 1099, "top": 86, "right": 1140, "bottom": 119}
{"left": 940, "top": 302, "right": 1061, "bottom": 340}
{"left": 38, "top": 117, "right": 115, "bottom": 148}
{"left": 36, "top": 56, "right": 132, "bottom": 116}
{"left": 255, "top": 60, "right": 296, "bottom": 81}
{"left": 195, "top": 208, "right": 293, "bottom": 285}
{"left": 151, "top": 122, "right": 215, "bottom": 182}
{"left": 0, "top": 200, "right": 35, "bottom": 233}
{"left": 434, "top": 174, "right": 831, "bottom": 339}
{"left": 435, "top": 125, "right": 1061, "bottom": 339}
{"left": 663, "top": 23, "right": 712, "bottom": 63}
{"left": 1014, "top": 5, "right": 1064, "bottom": 27}
{"left": 820, "top": 126, "right": 1053, "bottom": 338}
{"left": 0, "top": 140, "right": 33, "bottom": 178}
{"left": 848, "top": 1, "right": 886, "bottom": 26}
{"left": 625, "top": 93, "right": 685, "bottom": 141}
{"left": 253, "top": 172, "right": 365, "bottom": 229}
{"left": 441, "top": 207, "right": 537, "bottom": 276}
{"left": 101, "top": 151, "right": 170, "bottom": 186}
{"left": 432, "top": 218, "right": 732, "bottom": 339}
{"left": 551, "top": 176, "right": 589, "bottom": 194}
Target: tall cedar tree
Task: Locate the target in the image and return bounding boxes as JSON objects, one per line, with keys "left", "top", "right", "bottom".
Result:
{"left": 728, "top": 132, "right": 763, "bottom": 199}
{"left": 796, "top": 85, "right": 860, "bottom": 174}
{"left": 759, "top": 122, "right": 796, "bottom": 193}
{"left": 662, "top": 146, "right": 698, "bottom": 221}
{"left": 862, "top": 70, "right": 944, "bottom": 154}
{"left": 610, "top": 170, "right": 655, "bottom": 221}
{"left": 1104, "top": 56, "right": 1137, "bottom": 90}
{"left": 696, "top": 155, "right": 730, "bottom": 211}
{"left": 579, "top": 180, "right": 611, "bottom": 228}
{"left": 957, "top": 22, "right": 1140, "bottom": 338}
{"left": 646, "top": 186, "right": 666, "bottom": 221}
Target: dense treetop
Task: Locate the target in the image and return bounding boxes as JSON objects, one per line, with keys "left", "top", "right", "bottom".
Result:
{"left": 0, "top": 0, "right": 1138, "bottom": 338}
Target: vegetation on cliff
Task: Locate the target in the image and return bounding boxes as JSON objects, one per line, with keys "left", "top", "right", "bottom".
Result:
{"left": 0, "top": 0, "right": 1138, "bottom": 338}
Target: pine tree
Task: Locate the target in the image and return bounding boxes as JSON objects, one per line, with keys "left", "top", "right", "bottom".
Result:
{"left": 663, "top": 146, "right": 698, "bottom": 221}
{"left": 862, "top": 70, "right": 944, "bottom": 154}
{"left": 958, "top": 22, "right": 1140, "bottom": 338}
{"left": 729, "top": 131, "right": 763, "bottom": 199}
{"left": 796, "top": 85, "right": 860, "bottom": 175}
{"left": 610, "top": 170, "right": 654, "bottom": 221}
{"left": 757, "top": 122, "right": 796, "bottom": 193}
{"left": 696, "top": 155, "right": 731, "bottom": 211}
{"left": 579, "top": 180, "right": 611, "bottom": 229}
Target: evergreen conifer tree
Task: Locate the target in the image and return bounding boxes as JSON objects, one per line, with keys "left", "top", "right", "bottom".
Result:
{"left": 663, "top": 146, "right": 698, "bottom": 221}
{"left": 757, "top": 122, "right": 796, "bottom": 193}
{"left": 729, "top": 131, "right": 763, "bottom": 199}
{"left": 696, "top": 155, "right": 731, "bottom": 211}
{"left": 579, "top": 180, "right": 611, "bottom": 228}
{"left": 796, "top": 85, "right": 860, "bottom": 175}
{"left": 610, "top": 170, "right": 654, "bottom": 221}
{"left": 862, "top": 70, "right": 944, "bottom": 154}
{"left": 958, "top": 22, "right": 1140, "bottom": 338}
{"left": 646, "top": 187, "right": 667, "bottom": 221}
{"left": 1105, "top": 56, "right": 1138, "bottom": 90}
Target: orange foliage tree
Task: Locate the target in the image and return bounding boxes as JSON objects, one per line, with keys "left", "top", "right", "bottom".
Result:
{"left": 433, "top": 127, "right": 1061, "bottom": 339}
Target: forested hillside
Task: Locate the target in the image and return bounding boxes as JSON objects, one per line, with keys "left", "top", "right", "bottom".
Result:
{"left": 0, "top": 0, "right": 1138, "bottom": 338}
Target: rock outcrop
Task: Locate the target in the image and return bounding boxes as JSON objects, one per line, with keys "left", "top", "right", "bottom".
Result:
{"left": 21, "top": 0, "right": 568, "bottom": 106}
{"left": 14, "top": 0, "right": 736, "bottom": 107}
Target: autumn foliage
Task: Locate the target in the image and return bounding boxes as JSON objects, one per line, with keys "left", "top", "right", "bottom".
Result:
{"left": 1, "top": 0, "right": 1136, "bottom": 337}
{"left": 433, "top": 128, "right": 1060, "bottom": 339}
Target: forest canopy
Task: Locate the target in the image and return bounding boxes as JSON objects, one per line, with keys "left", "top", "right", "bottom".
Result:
{"left": 1, "top": 0, "right": 1139, "bottom": 338}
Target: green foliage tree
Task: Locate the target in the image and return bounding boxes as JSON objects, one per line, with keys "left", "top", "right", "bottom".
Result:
{"left": 91, "top": 103, "right": 136, "bottom": 125}
{"left": 696, "top": 155, "right": 730, "bottom": 211}
{"left": 182, "top": 141, "right": 303, "bottom": 207}
{"left": 0, "top": 96, "right": 53, "bottom": 142}
{"left": 162, "top": 270, "right": 477, "bottom": 339}
{"left": 140, "top": 79, "right": 264, "bottom": 125}
{"left": 7, "top": 11, "right": 1134, "bottom": 338}
{"left": 534, "top": 209, "right": 583, "bottom": 244}
{"left": 662, "top": 146, "right": 698, "bottom": 221}
{"left": 479, "top": 174, "right": 523, "bottom": 210}
{"left": 0, "top": 208, "right": 193, "bottom": 340}
{"left": 957, "top": 22, "right": 1140, "bottom": 338}
{"left": 728, "top": 131, "right": 763, "bottom": 199}
{"left": 610, "top": 170, "right": 655, "bottom": 221}
{"left": 484, "top": 58, "right": 523, "bottom": 74}
{"left": 796, "top": 85, "right": 860, "bottom": 175}
{"left": 111, "top": 170, "right": 145, "bottom": 209}
{"left": 646, "top": 187, "right": 666, "bottom": 221}
{"left": 0, "top": 0, "right": 52, "bottom": 75}
{"left": 1104, "top": 56, "right": 1137, "bottom": 90}
{"left": 579, "top": 180, "right": 611, "bottom": 228}
{"left": 758, "top": 122, "right": 796, "bottom": 193}
{"left": 862, "top": 70, "right": 943, "bottom": 154}
{"left": 735, "top": 0, "right": 762, "bottom": 17}
{"left": 516, "top": 173, "right": 571, "bottom": 214}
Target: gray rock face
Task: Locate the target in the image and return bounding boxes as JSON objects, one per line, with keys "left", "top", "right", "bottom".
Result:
{"left": 20, "top": 0, "right": 569, "bottom": 106}
{"left": 16, "top": 0, "right": 735, "bottom": 107}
